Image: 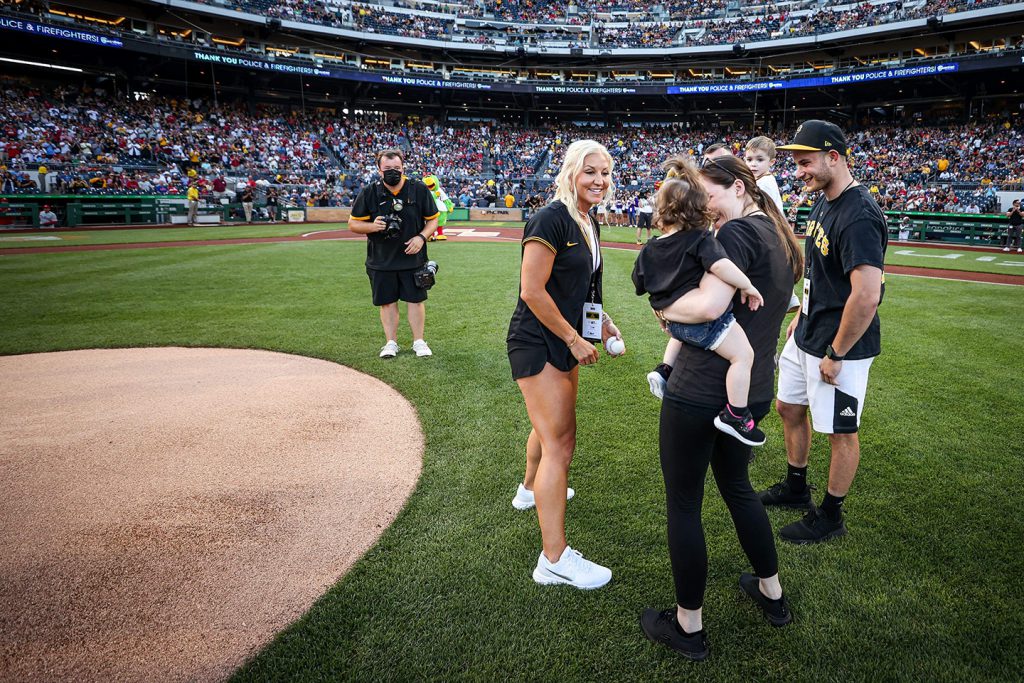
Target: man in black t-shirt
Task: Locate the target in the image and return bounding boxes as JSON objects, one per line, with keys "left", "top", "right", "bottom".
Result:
{"left": 240, "top": 185, "right": 254, "bottom": 223}
{"left": 761, "top": 120, "right": 887, "bottom": 544}
{"left": 1004, "top": 199, "right": 1022, "bottom": 252}
{"left": 349, "top": 149, "right": 439, "bottom": 359}
{"left": 265, "top": 189, "right": 279, "bottom": 223}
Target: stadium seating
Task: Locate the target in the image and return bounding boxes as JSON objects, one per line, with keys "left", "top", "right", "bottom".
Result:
{"left": 242, "top": 0, "right": 1008, "bottom": 48}
{"left": 2, "top": 78, "right": 1020, "bottom": 213}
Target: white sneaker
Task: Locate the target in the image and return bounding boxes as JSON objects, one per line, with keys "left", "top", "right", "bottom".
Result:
{"left": 533, "top": 546, "right": 612, "bottom": 590}
{"left": 646, "top": 371, "right": 667, "bottom": 400}
{"left": 379, "top": 340, "right": 399, "bottom": 358}
{"left": 1018, "top": 248, "right": 1022, "bottom": 253}
{"left": 412, "top": 339, "right": 432, "bottom": 357}
{"left": 511, "top": 483, "right": 575, "bottom": 510}
{"left": 1003, "top": 247, "right": 1010, "bottom": 252}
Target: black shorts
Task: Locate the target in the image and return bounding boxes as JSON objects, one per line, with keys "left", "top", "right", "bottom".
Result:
{"left": 367, "top": 268, "right": 427, "bottom": 306}
{"left": 507, "top": 341, "right": 577, "bottom": 380}
{"left": 638, "top": 213, "right": 652, "bottom": 229}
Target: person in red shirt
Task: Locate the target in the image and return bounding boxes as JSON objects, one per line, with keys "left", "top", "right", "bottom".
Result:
{"left": 212, "top": 175, "right": 234, "bottom": 202}
{"left": 39, "top": 205, "right": 59, "bottom": 228}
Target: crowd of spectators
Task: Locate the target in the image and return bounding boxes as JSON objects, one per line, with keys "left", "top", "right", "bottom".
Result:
{"left": 0, "top": 80, "right": 335, "bottom": 177}
{"left": 351, "top": 4, "right": 454, "bottom": 38}
{"left": 849, "top": 122, "right": 1023, "bottom": 186}
{"left": 596, "top": 23, "right": 682, "bottom": 48}
{"left": 489, "top": 128, "right": 550, "bottom": 177}
{"left": 226, "top": 118, "right": 1024, "bottom": 208}
{"left": 693, "top": 0, "right": 1013, "bottom": 46}
{"left": 322, "top": 118, "right": 487, "bottom": 180}
{"left": 465, "top": 25, "right": 588, "bottom": 47}
{"left": 6, "top": 0, "right": 1011, "bottom": 52}
{"left": 872, "top": 182, "right": 998, "bottom": 213}
{"left": 695, "top": 14, "right": 785, "bottom": 45}
{"left": 479, "top": 0, "right": 587, "bottom": 25}
{"left": 304, "top": 116, "right": 1024, "bottom": 213}
{"left": 231, "top": 0, "right": 1015, "bottom": 47}
{"left": 3, "top": 78, "right": 1020, "bottom": 215}
{"left": 258, "top": 0, "right": 345, "bottom": 27}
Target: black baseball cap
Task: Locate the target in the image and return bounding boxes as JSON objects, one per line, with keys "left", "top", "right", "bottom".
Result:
{"left": 778, "top": 120, "right": 848, "bottom": 155}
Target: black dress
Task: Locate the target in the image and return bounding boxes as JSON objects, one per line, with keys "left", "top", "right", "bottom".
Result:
{"left": 507, "top": 201, "right": 602, "bottom": 380}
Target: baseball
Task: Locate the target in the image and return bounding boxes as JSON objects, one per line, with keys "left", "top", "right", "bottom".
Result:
{"left": 605, "top": 337, "right": 625, "bottom": 356}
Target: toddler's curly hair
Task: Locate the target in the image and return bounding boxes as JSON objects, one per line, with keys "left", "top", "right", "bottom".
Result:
{"left": 654, "top": 156, "right": 712, "bottom": 233}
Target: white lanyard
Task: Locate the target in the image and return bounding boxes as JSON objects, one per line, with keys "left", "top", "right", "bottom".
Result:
{"left": 579, "top": 215, "right": 601, "bottom": 272}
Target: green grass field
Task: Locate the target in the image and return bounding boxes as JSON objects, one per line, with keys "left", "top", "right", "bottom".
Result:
{"left": 5, "top": 222, "right": 1021, "bottom": 278}
{"left": 598, "top": 225, "right": 1024, "bottom": 276}
{"left": 0, "top": 224, "right": 315, "bottom": 248}
{"left": 884, "top": 245, "right": 1024, "bottom": 276}
{"left": 0, "top": 221, "right": 529, "bottom": 250}
{"left": 0, "top": 239, "right": 1021, "bottom": 681}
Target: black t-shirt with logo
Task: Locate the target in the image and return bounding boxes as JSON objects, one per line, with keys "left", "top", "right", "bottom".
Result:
{"left": 507, "top": 201, "right": 603, "bottom": 351}
{"left": 795, "top": 183, "right": 887, "bottom": 360}
{"left": 632, "top": 228, "right": 729, "bottom": 310}
{"left": 666, "top": 214, "right": 794, "bottom": 408}
{"left": 351, "top": 177, "right": 439, "bottom": 271}
{"left": 1008, "top": 206, "right": 1023, "bottom": 227}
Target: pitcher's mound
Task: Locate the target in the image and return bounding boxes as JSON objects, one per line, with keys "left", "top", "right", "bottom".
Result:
{"left": 0, "top": 347, "right": 423, "bottom": 682}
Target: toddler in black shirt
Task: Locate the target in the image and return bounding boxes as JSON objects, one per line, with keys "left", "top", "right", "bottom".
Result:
{"left": 632, "top": 165, "right": 766, "bottom": 446}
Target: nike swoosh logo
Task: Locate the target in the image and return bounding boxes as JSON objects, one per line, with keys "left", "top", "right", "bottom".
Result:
{"left": 544, "top": 567, "right": 574, "bottom": 582}
{"left": 567, "top": 241, "right": 578, "bottom": 247}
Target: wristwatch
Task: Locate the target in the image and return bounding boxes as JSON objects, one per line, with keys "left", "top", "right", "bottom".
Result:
{"left": 825, "top": 344, "right": 846, "bottom": 361}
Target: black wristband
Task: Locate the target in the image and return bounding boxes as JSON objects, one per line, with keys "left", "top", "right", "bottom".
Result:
{"left": 416, "top": 233, "right": 427, "bottom": 243}
{"left": 825, "top": 344, "right": 846, "bottom": 361}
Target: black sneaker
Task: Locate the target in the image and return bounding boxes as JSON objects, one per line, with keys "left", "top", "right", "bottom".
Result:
{"left": 713, "top": 407, "right": 766, "bottom": 446}
{"left": 758, "top": 480, "right": 813, "bottom": 510}
{"left": 639, "top": 608, "right": 709, "bottom": 661}
{"left": 739, "top": 573, "right": 793, "bottom": 627}
{"left": 652, "top": 363, "right": 673, "bottom": 381}
{"left": 646, "top": 363, "right": 673, "bottom": 400}
{"left": 779, "top": 507, "right": 847, "bottom": 545}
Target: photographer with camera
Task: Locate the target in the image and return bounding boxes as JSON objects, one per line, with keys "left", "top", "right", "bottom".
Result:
{"left": 1004, "top": 199, "right": 1022, "bottom": 253}
{"left": 349, "top": 149, "right": 440, "bottom": 358}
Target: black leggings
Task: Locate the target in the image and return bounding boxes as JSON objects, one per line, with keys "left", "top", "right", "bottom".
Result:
{"left": 659, "top": 397, "right": 779, "bottom": 609}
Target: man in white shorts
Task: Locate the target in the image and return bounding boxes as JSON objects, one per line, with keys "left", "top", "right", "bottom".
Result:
{"left": 760, "top": 121, "right": 887, "bottom": 544}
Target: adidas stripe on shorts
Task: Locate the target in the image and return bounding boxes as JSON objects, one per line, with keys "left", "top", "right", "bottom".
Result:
{"left": 776, "top": 335, "right": 874, "bottom": 434}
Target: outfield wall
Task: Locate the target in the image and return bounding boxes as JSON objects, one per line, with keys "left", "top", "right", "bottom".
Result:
{"left": 306, "top": 207, "right": 352, "bottom": 222}
{"left": 1, "top": 197, "right": 1015, "bottom": 242}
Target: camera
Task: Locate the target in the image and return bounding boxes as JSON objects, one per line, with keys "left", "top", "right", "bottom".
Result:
{"left": 414, "top": 260, "right": 439, "bottom": 289}
{"left": 382, "top": 212, "right": 403, "bottom": 239}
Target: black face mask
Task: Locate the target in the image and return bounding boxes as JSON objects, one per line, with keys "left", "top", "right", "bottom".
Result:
{"left": 382, "top": 169, "right": 402, "bottom": 186}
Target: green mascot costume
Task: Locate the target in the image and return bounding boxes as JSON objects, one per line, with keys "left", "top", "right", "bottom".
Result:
{"left": 423, "top": 174, "right": 453, "bottom": 241}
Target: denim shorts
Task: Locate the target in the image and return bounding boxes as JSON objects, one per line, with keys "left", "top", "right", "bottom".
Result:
{"left": 667, "top": 311, "right": 736, "bottom": 352}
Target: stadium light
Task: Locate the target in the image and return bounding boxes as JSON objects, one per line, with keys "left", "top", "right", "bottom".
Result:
{"left": 0, "top": 57, "right": 83, "bottom": 73}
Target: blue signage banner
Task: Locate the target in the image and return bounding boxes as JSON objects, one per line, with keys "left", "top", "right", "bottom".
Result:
{"left": 191, "top": 50, "right": 518, "bottom": 91}
{"left": 666, "top": 63, "right": 960, "bottom": 95}
{"left": 193, "top": 50, "right": 331, "bottom": 77}
{"left": 0, "top": 16, "right": 123, "bottom": 48}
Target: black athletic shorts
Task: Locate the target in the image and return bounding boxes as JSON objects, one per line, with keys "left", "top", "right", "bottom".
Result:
{"left": 367, "top": 268, "right": 427, "bottom": 306}
{"left": 507, "top": 341, "right": 577, "bottom": 380}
